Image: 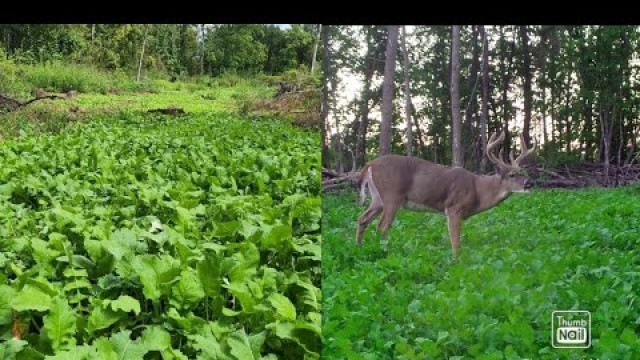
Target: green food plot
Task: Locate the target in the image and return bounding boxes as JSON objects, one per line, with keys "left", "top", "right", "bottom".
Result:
{"left": 323, "top": 188, "right": 640, "bottom": 359}
{"left": 0, "top": 112, "right": 321, "bottom": 359}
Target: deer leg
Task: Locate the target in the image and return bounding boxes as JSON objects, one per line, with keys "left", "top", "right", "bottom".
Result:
{"left": 446, "top": 209, "right": 463, "bottom": 259}
{"left": 377, "top": 199, "right": 402, "bottom": 250}
{"left": 356, "top": 204, "right": 383, "bottom": 245}
{"left": 356, "top": 168, "right": 384, "bottom": 245}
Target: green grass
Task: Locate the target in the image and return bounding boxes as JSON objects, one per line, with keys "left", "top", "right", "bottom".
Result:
{"left": 0, "top": 61, "right": 159, "bottom": 95}
{"left": 0, "top": 71, "right": 273, "bottom": 140}
{"left": 323, "top": 187, "right": 640, "bottom": 359}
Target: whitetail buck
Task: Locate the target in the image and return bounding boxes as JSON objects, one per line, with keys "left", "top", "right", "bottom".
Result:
{"left": 356, "top": 132, "right": 536, "bottom": 257}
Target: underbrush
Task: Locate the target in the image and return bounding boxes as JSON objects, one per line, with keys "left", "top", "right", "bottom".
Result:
{"left": 0, "top": 60, "right": 163, "bottom": 96}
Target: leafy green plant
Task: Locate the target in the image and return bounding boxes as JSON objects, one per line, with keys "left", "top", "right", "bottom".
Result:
{"left": 0, "top": 111, "right": 321, "bottom": 359}
{"left": 323, "top": 188, "right": 640, "bottom": 359}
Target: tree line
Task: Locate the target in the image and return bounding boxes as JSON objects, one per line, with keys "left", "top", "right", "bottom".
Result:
{"left": 1, "top": 24, "right": 320, "bottom": 77}
{"left": 322, "top": 25, "right": 640, "bottom": 177}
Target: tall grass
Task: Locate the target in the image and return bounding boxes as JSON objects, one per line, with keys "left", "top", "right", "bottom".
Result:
{"left": 0, "top": 60, "right": 162, "bottom": 97}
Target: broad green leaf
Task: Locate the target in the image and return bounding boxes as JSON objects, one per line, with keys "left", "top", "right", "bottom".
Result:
{"left": 26, "top": 277, "right": 59, "bottom": 297}
{"left": 292, "top": 241, "right": 321, "bottom": 262}
{"left": 31, "top": 237, "right": 61, "bottom": 265}
{"left": 261, "top": 224, "right": 292, "bottom": 250}
{"left": 197, "top": 252, "right": 221, "bottom": 298}
{"left": 226, "top": 280, "right": 257, "bottom": 313}
{"left": 15, "top": 346, "right": 46, "bottom": 360}
{"left": 201, "top": 243, "right": 226, "bottom": 253}
{"left": 227, "top": 328, "right": 258, "bottom": 360}
{"left": 0, "top": 339, "right": 28, "bottom": 360}
{"left": 104, "top": 228, "right": 147, "bottom": 261}
{"left": 140, "top": 325, "right": 172, "bottom": 352}
{"left": 226, "top": 242, "right": 260, "bottom": 283}
{"left": 267, "top": 321, "right": 321, "bottom": 355}
{"left": 109, "top": 330, "right": 149, "bottom": 359}
{"left": 192, "top": 333, "right": 227, "bottom": 360}
{"left": 171, "top": 268, "right": 205, "bottom": 308}
{"left": 214, "top": 220, "right": 242, "bottom": 238}
{"left": 94, "top": 337, "right": 118, "bottom": 360}
{"left": 0, "top": 285, "right": 16, "bottom": 325}
{"left": 105, "top": 295, "right": 141, "bottom": 315}
{"left": 248, "top": 332, "right": 267, "bottom": 359}
{"left": 44, "top": 297, "right": 77, "bottom": 351}
{"left": 239, "top": 220, "right": 260, "bottom": 240}
{"left": 176, "top": 205, "right": 204, "bottom": 230}
{"left": 44, "top": 345, "right": 97, "bottom": 360}
{"left": 131, "top": 254, "right": 181, "bottom": 302}
{"left": 63, "top": 278, "right": 92, "bottom": 292}
{"left": 11, "top": 284, "right": 52, "bottom": 312}
{"left": 293, "top": 279, "right": 320, "bottom": 312}
{"left": 87, "top": 304, "right": 124, "bottom": 333}
{"left": 52, "top": 206, "right": 86, "bottom": 228}
{"left": 259, "top": 355, "right": 278, "bottom": 360}
{"left": 268, "top": 293, "right": 297, "bottom": 321}
{"left": 162, "top": 347, "right": 190, "bottom": 360}
{"left": 55, "top": 254, "right": 95, "bottom": 269}
{"left": 222, "top": 307, "right": 242, "bottom": 317}
{"left": 63, "top": 268, "right": 89, "bottom": 278}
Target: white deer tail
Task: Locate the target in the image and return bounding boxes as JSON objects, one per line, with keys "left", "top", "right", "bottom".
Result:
{"left": 358, "top": 165, "right": 371, "bottom": 206}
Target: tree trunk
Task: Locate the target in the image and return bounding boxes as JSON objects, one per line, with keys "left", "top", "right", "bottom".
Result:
{"left": 356, "top": 28, "right": 377, "bottom": 168}
{"left": 180, "top": 24, "right": 190, "bottom": 73}
{"left": 414, "top": 116, "right": 427, "bottom": 158}
{"left": 331, "top": 74, "right": 344, "bottom": 173}
{"left": 542, "top": 86, "right": 548, "bottom": 146}
{"left": 401, "top": 26, "right": 413, "bottom": 157}
{"left": 479, "top": 25, "right": 489, "bottom": 173}
{"left": 465, "top": 26, "right": 480, "bottom": 168}
{"left": 325, "top": 27, "right": 343, "bottom": 172}
{"left": 321, "top": 25, "right": 330, "bottom": 167}
{"left": 520, "top": 25, "right": 532, "bottom": 147}
{"left": 584, "top": 99, "right": 593, "bottom": 161}
{"left": 380, "top": 25, "right": 399, "bottom": 156}
{"left": 200, "top": 24, "right": 206, "bottom": 75}
{"left": 564, "top": 70, "right": 572, "bottom": 153}
{"left": 617, "top": 113, "right": 624, "bottom": 166}
{"left": 600, "top": 103, "right": 613, "bottom": 183}
{"left": 450, "top": 25, "right": 463, "bottom": 167}
{"left": 136, "top": 25, "right": 149, "bottom": 82}
{"left": 551, "top": 86, "right": 556, "bottom": 143}
{"left": 503, "top": 31, "right": 516, "bottom": 157}
{"left": 311, "top": 24, "right": 321, "bottom": 73}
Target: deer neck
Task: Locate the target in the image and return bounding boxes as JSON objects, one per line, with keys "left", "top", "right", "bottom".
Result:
{"left": 475, "top": 175, "right": 512, "bottom": 214}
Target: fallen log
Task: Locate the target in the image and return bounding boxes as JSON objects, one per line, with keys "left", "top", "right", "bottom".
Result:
{"left": 1, "top": 93, "right": 64, "bottom": 113}
{"left": 322, "top": 171, "right": 361, "bottom": 191}
{"left": 147, "top": 107, "right": 187, "bottom": 116}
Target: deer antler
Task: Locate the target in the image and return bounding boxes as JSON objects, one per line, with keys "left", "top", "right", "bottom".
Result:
{"left": 488, "top": 131, "right": 538, "bottom": 172}
{"left": 486, "top": 132, "right": 511, "bottom": 172}
{"left": 509, "top": 133, "right": 537, "bottom": 167}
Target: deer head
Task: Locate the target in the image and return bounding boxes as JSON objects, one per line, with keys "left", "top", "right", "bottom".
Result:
{"left": 486, "top": 131, "right": 537, "bottom": 193}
